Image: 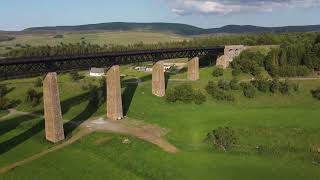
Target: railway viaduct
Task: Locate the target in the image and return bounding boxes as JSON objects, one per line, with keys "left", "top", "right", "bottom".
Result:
{"left": 0, "top": 45, "right": 245, "bottom": 143}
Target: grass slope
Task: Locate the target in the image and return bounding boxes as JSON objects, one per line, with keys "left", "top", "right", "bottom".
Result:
{"left": 0, "top": 67, "right": 320, "bottom": 179}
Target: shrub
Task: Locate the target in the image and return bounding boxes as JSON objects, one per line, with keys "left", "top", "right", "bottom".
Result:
{"left": 232, "top": 69, "right": 241, "bottom": 76}
{"left": 311, "top": 88, "right": 320, "bottom": 100}
{"left": 206, "top": 81, "right": 235, "bottom": 102}
{"left": 218, "top": 79, "right": 230, "bottom": 90}
{"left": 253, "top": 78, "right": 270, "bottom": 93}
{"left": 53, "top": 34, "right": 64, "bottom": 39}
{"left": 270, "top": 78, "right": 280, "bottom": 93}
{"left": 166, "top": 83, "right": 205, "bottom": 104}
{"left": 69, "top": 70, "right": 82, "bottom": 81}
{"left": 242, "top": 83, "right": 256, "bottom": 98}
{"left": 230, "top": 78, "right": 240, "bottom": 90}
{"left": 34, "top": 77, "right": 43, "bottom": 87}
{"left": 193, "top": 90, "right": 207, "bottom": 105}
{"left": 166, "top": 88, "right": 177, "bottom": 103}
{"left": 25, "top": 88, "right": 42, "bottom": 106}
{"left": 279, "top": 80, "right": 291, "bottom": 95}
{"left": 206, "top": 127, "right": 238, "bottom": 151}
{"left": 212, "top": 67, "right": 224, "bottom": 77}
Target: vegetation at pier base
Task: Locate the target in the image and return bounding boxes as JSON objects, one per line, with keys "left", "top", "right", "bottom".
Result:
{"left": 311, "top": 88, "right": 320, "bottom": 100}
{"left": 166, "top": 83, "right": 206, "bottom": 105}
{"left": 206, "top": 127, "right": 238, "bottom": 151}
{"left": 212, "top": 67, "right": 224, "bottom": 77}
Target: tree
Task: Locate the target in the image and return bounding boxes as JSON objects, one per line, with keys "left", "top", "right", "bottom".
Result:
{"left": 206, "top": 127, "right": 238, "bottom": 151}
{"left": 230, "top": 78, "right": 240, "bottom": 90}
{"left": 311, "top": 88, "right": 320, "bottom": 100}
{"left": 34, "top": 77, "right": 43, "bottom": 87}
{"left": 212, "top": 67, "right": 224, "bottom": 77}
{"left": 242, "top": 83, "right": 256, "bottom": 98}
{"left": 69, "top": 70, "right": 81, "bottom": 81}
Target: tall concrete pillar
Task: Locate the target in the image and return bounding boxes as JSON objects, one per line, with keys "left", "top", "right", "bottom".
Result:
{"left": 43, "top": 72, "right": 65, "bottom": 143}
{"left": 152, "top": 61, "right": 165, "bottom": 97}
{"left": 106, "top": 65, "right": 123, "bottom": 120}
{"left": 188, "top": 57, "right": 199, "bottom": 81}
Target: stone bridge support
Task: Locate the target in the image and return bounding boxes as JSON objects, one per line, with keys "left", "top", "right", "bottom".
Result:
{"left": 188, "top": 57, "right": 199, "bottom": 81}
{"left": 106, "top": 65, "right": 123, "bottom": 120}
{"left": 216, "top": 45, "right": 246, "bottom": 69}
{"left": 152, "top": 61, "right": 165, "bottom": 97}
{"left": 43, "top": 72, "right": 65, "bottom": 143}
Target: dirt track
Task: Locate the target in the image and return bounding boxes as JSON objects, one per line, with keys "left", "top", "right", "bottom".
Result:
{"left": 0, "top": 118, "right": 177, "bottom": 174}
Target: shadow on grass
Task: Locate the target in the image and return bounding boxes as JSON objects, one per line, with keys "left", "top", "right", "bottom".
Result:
{"left": 122, "top": 74, "right": 152, "bottom": 116}
{"left": 0, "top": 117, "right": 44, "bottom": 155}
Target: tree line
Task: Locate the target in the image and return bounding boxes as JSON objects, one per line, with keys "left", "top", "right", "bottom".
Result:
{"left": 4, "top": 32, "right": 320, "bottom": 58}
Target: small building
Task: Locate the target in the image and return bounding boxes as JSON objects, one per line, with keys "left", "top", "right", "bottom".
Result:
{"left": 90, "top": 68, "right": 105, "bottom": 77}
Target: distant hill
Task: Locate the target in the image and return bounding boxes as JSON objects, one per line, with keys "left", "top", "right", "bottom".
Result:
{"left": 22, "top": 22, "right": 320, "bottom": 35}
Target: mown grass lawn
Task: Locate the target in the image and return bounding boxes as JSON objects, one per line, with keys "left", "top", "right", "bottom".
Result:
{"left": 0, "top": 67, "right": 320, "bottom": 180}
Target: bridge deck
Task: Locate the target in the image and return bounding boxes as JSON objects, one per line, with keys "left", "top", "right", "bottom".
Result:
{"left": 0, "top": 46, "right": 224, "bottom": 79}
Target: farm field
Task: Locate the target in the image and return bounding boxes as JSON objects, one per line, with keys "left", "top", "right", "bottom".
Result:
{"left": 0, "top": 66, "right": 320, "bottom": 180}
{"left": 0, "top": 31, "right": 188, "bottom": 54}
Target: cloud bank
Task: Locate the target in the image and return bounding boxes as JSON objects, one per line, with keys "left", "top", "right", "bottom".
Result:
{"left": 164, "top": 0, "right": 320, "bottom": 15}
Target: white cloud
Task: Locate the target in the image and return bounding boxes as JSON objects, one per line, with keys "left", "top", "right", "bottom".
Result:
{"left": 163, "top": 0, "right": 320, "bottom": 15}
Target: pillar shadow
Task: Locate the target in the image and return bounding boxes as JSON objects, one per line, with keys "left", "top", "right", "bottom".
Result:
{"left": 122, "top": 83, "right": 138, "bottom": 116}
{"left": 121, "top": 74, "right": 152, "bottom": 116}
{"left": 165, "top": 73, "right": 170, "bottom": 90}
{"left": 64, "top": 95, "right": 102, "bottom": 137}
{"left": 0, "top": 115, "right": 33, "bottom": 137}
{"left": 0, "top": 118, "right": 44, "bottom": 155}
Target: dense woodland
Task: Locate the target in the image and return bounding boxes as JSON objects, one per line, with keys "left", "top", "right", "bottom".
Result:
{"left": 232, "top": 33, "right": 320, "bottom": 77}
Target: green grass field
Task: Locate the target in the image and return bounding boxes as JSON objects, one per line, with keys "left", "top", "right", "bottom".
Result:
{"left": 0, "top": 65, "right": 320, "bottom": 179}
{"left": 0, "top": 31, "right": 188, "bottom": 54}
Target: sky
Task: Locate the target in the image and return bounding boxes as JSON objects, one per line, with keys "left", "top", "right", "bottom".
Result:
{"left": 1, "top": 0, "right": 320, "bottom": 31}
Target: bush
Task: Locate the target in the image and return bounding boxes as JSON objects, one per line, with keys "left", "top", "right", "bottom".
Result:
{"left": 26, "top": 88, "right": 42, "bottom": 106}
{"left": 218, "top": 79, "right": 230, "bottom": 90}
{"left": 212, "top": 67, "right": 224, "bottom": 77}
{"left": 206, "top": 81, "right": 235, "bottom": 102}
{"left": 193, "top": 90, "right": 207, "bottom": 105}
{"left": 232, "top": 69, "right": 241, "bottom": 76}
{"left": 34, "top": 77, "right": 43, "bottom": 87}
{"left": 166, "top": 88, "right": 177, "bottom": 103}
{"left": 311, "top": 88, "right": 320, "bottom": 100}
{"left": 69, "top": 70, "right": 82, "bottom": 81}
{"left": 230, "top": 78, "right": 240, "bottom": 90}
{"left": 242, "top": 83, "right": 256, "bottom": 98}
{"left": 166, "top": 83, "right": 206, "bottom": 104}
{"left": 53, "top": 34, "right": 64, "bottom": 39}
{"left": 206, "top": 127, "right": 238, "bottom": 151}
{"left": 252, "top": 78, "right": 270, "bottom": 93}
{"left": 279, "top": 80, "right": 292, "bottom": 95}
{"left": 270, "top": 78, "right": 280, "bottom": 93}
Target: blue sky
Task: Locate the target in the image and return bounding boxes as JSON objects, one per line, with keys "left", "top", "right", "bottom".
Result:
{"left": 1, "top": 0, "right": 320, "bottom": 31}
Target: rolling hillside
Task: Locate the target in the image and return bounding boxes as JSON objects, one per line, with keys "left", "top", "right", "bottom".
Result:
{"left": 23, "top": 22, "right": 320, "bottom": 35}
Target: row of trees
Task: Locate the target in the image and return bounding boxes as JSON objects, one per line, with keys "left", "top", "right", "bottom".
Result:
{"left": 232, "top": 34, "right": 320, "bottom": 78}
{"left": 4, "top": 32, "right": 320, "bottom": 58}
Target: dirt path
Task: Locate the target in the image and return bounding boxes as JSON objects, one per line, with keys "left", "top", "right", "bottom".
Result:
{"left": 0, "top": 118, "right": 178, "bottom": 174}
{"left": 0, "top": 109, "right": 43, "bottom": 120}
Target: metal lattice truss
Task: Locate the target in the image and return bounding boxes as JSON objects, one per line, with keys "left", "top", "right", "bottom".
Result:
{"left": 0, "top": 47, "right": 224, "bottom": 79}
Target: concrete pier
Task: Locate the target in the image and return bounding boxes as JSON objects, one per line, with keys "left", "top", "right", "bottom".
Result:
{"left": 43, "top": 72, "right": 65, "bottom": 143}
{"left": 106, "top": 65, "right": 123, "bottom": 120}
{"left": 188, "top": 57, "right": 199, "bottom": 81}
{"left": 152, "top": 61, "right": 165, "bottom": 97}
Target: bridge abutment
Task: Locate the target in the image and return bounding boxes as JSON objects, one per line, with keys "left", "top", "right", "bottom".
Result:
{"left": 43, "top": 72, "right": 65, "bottom": 143}
{"left": 106, "top": 65, "right": 123, "bottom": 120}
{"left": 188, "top": 57, "right": 199, "bottom": 81}
{"left": 216, "top": 45, "right": 246, "bottom": 69}
{"left": 152, "top": 61, "right": 165, "bottom": 97}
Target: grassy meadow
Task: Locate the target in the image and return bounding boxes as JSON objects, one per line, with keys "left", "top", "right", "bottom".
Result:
{"left": 0, "top": 64, "right": 320, "bottom": 179}
{"left": 0, "top": 31, "right": 188, "bottom": 54}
